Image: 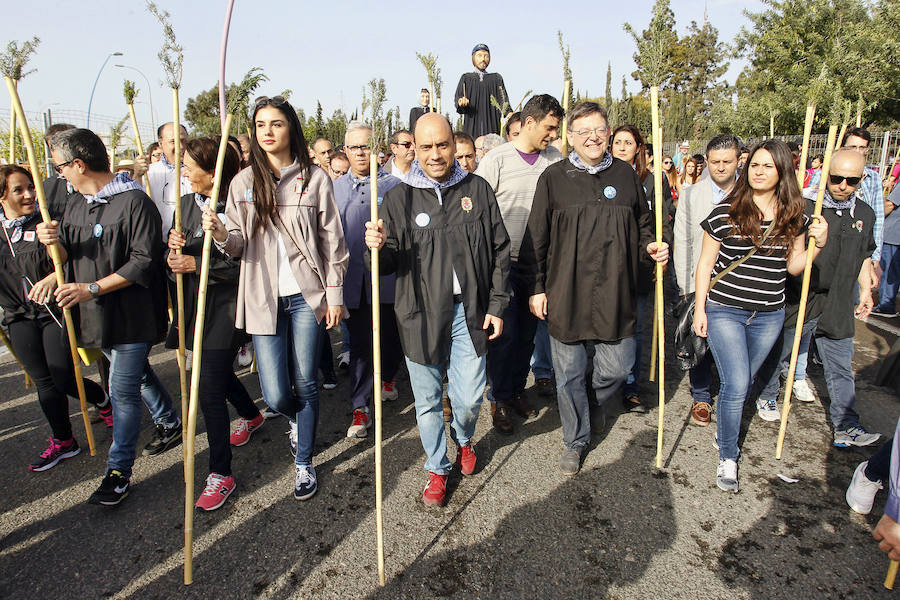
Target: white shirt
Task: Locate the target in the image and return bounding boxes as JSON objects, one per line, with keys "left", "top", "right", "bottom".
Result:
{"left": 146, "top": 159, "right": 192, "bottom": 238}
{"left": 276, "top": 234, "right": 303, "bottom": 297}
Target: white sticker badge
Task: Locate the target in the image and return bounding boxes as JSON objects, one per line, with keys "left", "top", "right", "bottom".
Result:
{"left": 415, "top": 212, "right": 431, "bottom": 227}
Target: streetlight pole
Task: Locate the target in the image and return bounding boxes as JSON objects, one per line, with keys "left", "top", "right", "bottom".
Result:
{"left": 86, "top": 51, "right": 123, "bottom": 129}
{"left": 115, "top": 63, "right": 157, "bottom": 135}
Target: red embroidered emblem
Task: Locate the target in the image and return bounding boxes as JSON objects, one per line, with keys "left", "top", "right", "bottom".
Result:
{"left": 461, "top": 196, "right": 473, "bottom": 213}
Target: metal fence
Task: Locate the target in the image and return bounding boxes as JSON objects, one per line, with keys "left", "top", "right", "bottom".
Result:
{"left": 0, "top": 107, "right": 156, "bottom": 154}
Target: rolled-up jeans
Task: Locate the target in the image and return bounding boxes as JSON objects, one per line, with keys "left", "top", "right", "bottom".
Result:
{"left": 406, "top": 302, "right": 485, "bottom": 475}
{"left": 705, "top": 302, "right": 784, "bottom": 461}
{"left": 550, "top": 335, "right": 633, "bottom": 451}
{"left": 253, "top": 293, "right": 324, "bottom": 466}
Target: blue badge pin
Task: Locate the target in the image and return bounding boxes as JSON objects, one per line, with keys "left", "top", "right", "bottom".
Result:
{"left": 377, "top": 196, "right": 384, "bottom": 206}
{"left": 93, "top": 223, "right": 103, "bottom": 238}
{"left": 604, "top": 186, "right": 617, "bottom": 199}
{"left": 415, "top": 212, "right": 431, "bottom": 227}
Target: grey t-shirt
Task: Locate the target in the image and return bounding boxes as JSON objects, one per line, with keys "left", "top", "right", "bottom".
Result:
{"left": 885, "top": 185, "right": 900, "bottom": 245}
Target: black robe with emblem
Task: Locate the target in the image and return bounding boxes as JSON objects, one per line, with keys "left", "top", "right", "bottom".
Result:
{"left": 519, "top": 158, "right": 656, "bottom": 343}
{"left": 454, "top": 71, "right": 507, "bottom": 138}
{"left": 58, "top": 189, "right": 168, "bottom": 348}
{"left": 368, "top": 173, "right": 511, "bottom": 365}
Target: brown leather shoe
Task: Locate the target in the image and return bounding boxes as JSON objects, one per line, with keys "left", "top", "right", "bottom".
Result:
{"left": 491, "top": 403, "right": 514, "bottom": 435}
{"left": 623, "top": 393, "right": 649, "bottom": 414}
{"left": 509, "top": 393, "right": 537, "bottom": 419}
{"left": 442, "top": 396, "right": 452, "bottom": 422}
{"left": 691, "top": 401, "right": 711, "bottom": 426}
{"left": 534, "top": 377, "right": 555, "bottom": 397}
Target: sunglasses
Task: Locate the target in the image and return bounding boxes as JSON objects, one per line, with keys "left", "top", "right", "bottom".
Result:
{"left": 254, "top": 95, "right": 289, "bottom": 109}
{"left": 393, "top": 141, "right": 414, "bottom": 149}
{"left": 829, "top": 174, "right": 862, "bottom": 186}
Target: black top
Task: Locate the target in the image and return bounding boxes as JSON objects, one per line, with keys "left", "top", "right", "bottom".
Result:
{"left": 164, "top": 194, "right": 246, "bottom": 351}
{"left": 637, "top": 172, "right": 674, "bottom": 294}
{"left": 0, "top": 213, "right": 60, "bottom": 326}
{"left": 785, "top": 199, "right": 876, "bottom": 339}
{"left": 42, "top": 175, "right": 75, "bottom": 219}
{"left": 454, "top": 72, "right": 507, "bottom": 138}
{"left": 59, "top": 189, "right": 168, "bottom": 348}
{"left": 519, "top": 158, "right": 656, "bottom": 343}
{"left": 409, "top": 106, "right": 434, "bottom": 132}
{"left": 369, "top": 173, "right": 511, "bottom": 365}
{"left": 701, "top": 203, "right": 807, "bottom": 312}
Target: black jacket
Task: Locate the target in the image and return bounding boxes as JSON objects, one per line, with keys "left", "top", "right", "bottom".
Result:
{"left": 369, "top": 173, "right": 511, "bottom": 364}
{"left": 519, "top": 158, "right": 655, "bottom": 343}
{"left": 0, "top": 213, "right": 59, "bottom": 326}
{"left": 637, "top": 172, "right": 674, "bottom": 294}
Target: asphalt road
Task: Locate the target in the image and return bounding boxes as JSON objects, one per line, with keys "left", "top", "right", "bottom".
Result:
{"left": 1, "top": 314, "right": 899, "bottom": 599}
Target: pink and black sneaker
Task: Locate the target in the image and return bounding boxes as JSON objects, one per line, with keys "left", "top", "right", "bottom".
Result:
{"left": 29, "top": 437, "right": 80, "bottom": 472}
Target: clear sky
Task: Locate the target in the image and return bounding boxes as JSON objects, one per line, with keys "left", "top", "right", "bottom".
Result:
{"left": 2, "top": 0, "right": 761, "bottom": 134}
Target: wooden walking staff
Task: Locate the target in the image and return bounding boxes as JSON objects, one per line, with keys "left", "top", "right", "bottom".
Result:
{"left": 649, "top": 89, "right": 666, "bottom": 468}
{"left": 775, "top": 124, "right": 838, "bottom": 460}
{"left": 370, "top": 149, "right": 386, "bottom": 587}
{"left": 123, "top": 80, "right": 151, "bottom": 200}
{"left": 886, "top": 560, "right": 898, "bottom": 590}
{"left": 4, "top": 76, "right": 96, "bottom": 456}
{"left": 183, "top": 115, "right": 233, "bottom": 585}
{"left": 797, "top": 103, "right": 816, "bottom": 188}
{"left": 560, "top": 79, "right": 570, "bottom": 152}
{"left": 0, "top": 325, "right": 33, "bottom": 388}
{"left": 8, "top": 110, "right": 14, "bottom": 164}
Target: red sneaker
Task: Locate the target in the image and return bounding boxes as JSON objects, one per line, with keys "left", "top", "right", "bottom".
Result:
{"left": 195, "top": 472, "right": 236, "bottom": 511}
{"left": 230, "top": 413, "right": 265, "bottom": 446}
{"left": 423, "top": 472, "right": 448, "bottom": 507}
{"left": 99, "top": 406, "right": 114, "bottom": 429}
{"left": 456, "top": 444, "right": 476, "bottom": 476}
{"left": 381, "top": 381, "right": 398, "bottom": 401}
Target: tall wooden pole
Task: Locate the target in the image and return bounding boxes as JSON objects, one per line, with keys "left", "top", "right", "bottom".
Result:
{"left": 184, "top": 115, "right": 233, "bottom": 585}
{"left": 886, "top": 560, "right": 898, "bottom": 590}
{"left": 776, "top": 124, "right": 837, "bottom": 460}
{"left": 172, "top": 88, "right": 188, "bottom": 456}
{"left": 370, "top": 151, "right": 386, "bottom": 586}
{"left": 9, "top": 104, "right": 15, "bottom": 164}
{"left": 797, "top": 104, "right": 816, "bottom": 189}
{"left": 5, "top": 76, "right": 96, "bottom": 456}
{"left": 560, "top": 79, "right": 570, "bottom": 154}
{"left": 126, "top": 102, "right": 151, "bottom": 199}
{"left": 0, "top": 325, "right": 33, "bottom": 388}
{"left": 650, "top": 88, "right": 666, "bottom": 469}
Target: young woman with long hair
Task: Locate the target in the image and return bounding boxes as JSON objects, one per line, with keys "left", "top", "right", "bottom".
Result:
{"left": 0, "top": 165, "right": 110, "bottom": 472}
{"left": 203, "top": 96, "right": 348, "bottom": 501}
{"left": 167, "top": 137, "right": 265, "bottom": 510}
{"left": 610, "top": 124, "right": 673, "bottom": 413}
{"left": 693, "top": 139, "right": 827, "bottom": 493}
{"left": 662, "top": 155, "right": 681, "bottom": 206}
{"left": 681, "top": 156, "right": 701, "bottom": 187}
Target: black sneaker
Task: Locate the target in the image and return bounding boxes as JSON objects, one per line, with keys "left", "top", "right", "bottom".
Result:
{"left": 88, "top": 469, "right": 130, "bottom": 506}
{"left": 29, "top": 437, "right": 80, "bottom": 472}
{"left": 534, "top": 377, "right": 556, "bottom": 397}
{"left": 142, "top": 422, "right": 182, "bottom": 456}
{"left": 294, "top": 464, "right": 318, "bottom": 500}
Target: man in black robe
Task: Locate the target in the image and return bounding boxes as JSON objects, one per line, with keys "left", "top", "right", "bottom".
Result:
{"left": 454, "top": 44, "right": 510, "bottom": 138}
{"left": 408, "top": 88, "right": 433, "bottom": 132}
{"left": 519, "top": 102, "right": 668, "bottom": 476}
{"left": 365, "top": 113, "right": 510, "bottom": 507}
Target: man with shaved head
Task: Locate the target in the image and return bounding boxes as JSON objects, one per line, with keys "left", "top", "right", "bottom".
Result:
{"left": 365, "top": 112, "right": 511, "bottom": 507}
{"left": 758, "top": 149, "right": 880, "bottom": 448}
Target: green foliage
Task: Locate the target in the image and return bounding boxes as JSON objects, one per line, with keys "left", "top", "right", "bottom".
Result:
{"left": 416, "top": 53, "right": 442, "bottom": 107}
{"left": 0, "top": 119, "right": 46, "bottom": 166}
{"left": 0, "top": 37, "right": 40, "bottom": 81}
{"left": 226, "top": 67, "right": 268, "bottom": 116}
{"left": 108, "top": 116, "right": 129, "bottom": 152}
{"left": 362, "top": 78, "right": 388, "bottom": 150}
{"left": 123, "top": 80, "right": 138, "bottom": 105}
{"left": 146, "top": 2, "right": 183, "bottom": 89}
{"left": 624, "top": 0, "right": 677, "bottom": 89}
{"left": 558, "top": 30, "right": 573, "bottom": 97}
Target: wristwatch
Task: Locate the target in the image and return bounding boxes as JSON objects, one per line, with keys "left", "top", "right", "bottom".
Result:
{"left": 88, "top": 282, "right": 101, "bottom": 299}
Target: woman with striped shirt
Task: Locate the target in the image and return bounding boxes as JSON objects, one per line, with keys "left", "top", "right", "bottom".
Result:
{"left": 693, "top": 139, "right": 827, "bottom": 493}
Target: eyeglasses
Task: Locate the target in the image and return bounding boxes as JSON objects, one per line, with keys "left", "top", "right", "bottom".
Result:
{"left": 571, "top": 127, "right": 609, "bottom": 138}
{"left": 829, "top": 174, "right": 862, "bottom": 186}
{"left": 392, "top": 141, "right": 413, "bottom": 149}
{"left": 844, "top": 144, "right": 869, "bottom": 153}
{"left": 253, "top": 95, "right": 288, "bottom": 109}
{"left": 54, "top": 160, "right": 74, "bottom": 175}
{"left": 345, "top": 145, "right": 371, "bottom": 154}
{"left": 662, "top": 160, "right": 673, "bottom": 165}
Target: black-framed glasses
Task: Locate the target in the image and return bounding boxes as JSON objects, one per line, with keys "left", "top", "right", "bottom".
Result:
{"left": 346, "top": 144, "right": 371, "bottom": 154}
{"left": 393, "top": 141, "right": 413, "bottom": 149}
{"left": 253, "top": 95, "right": 288, "bottom": 109}
{"left": 829, "top": 174, "right": 862, "bottom": 186}
{"left": 54, "top": 160, "right": 74, "bottom": 175}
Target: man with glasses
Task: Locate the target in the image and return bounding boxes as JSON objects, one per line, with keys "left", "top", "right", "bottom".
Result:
{"left": 335, "top": 123, "right": 404, "bottom": 439}
{"left": 475, "top": 94, "right": 564, "bottom": 434}
{"left": 384, "top": 130, "right": 415, "bottom": 181}
{"left": 327, "top": 150, "right": 349, "bottom": 180}
{"left": 519, "top": 101, "right": 668, "bottom": 475}
{"left": 805, "top": 128, "right": 885, "bottom": 286}
{"left": 758, "top": 149, "right": 880, "bottom": 448}
{"left": 674, "top": 134, "right": 741, "bottom": 426}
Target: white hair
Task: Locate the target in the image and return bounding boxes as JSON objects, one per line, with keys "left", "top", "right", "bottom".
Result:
{"left": 344, "top": 121, "right": 373, "bottom": 144}
{"left": 482, "top": 133, "right": 503, "bottom": 153}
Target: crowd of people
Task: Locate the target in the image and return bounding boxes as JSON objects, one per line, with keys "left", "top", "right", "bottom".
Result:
{"left": 3, "top": 41, "right": 900, "bottom": 565}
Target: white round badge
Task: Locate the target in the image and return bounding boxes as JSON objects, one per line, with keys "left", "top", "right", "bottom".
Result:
{"left": 415, "top": 212, "right": 431, "bottom": 227}
{"left": 604, "top": 186, "right": 617, "bottom": 199}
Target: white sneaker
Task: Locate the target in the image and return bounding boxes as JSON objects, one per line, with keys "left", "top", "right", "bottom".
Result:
{"left": 381, "top": 381, "right": 399, "bottom": 401}
{"left": 834, "top": 425, "right": 881, "bottom": 448}
{"left": 756, "top": 397, "right": 780, "bottom": 422}
{"left": 287, "top": 422, "right": 297, "bottom": 458}
{"left": 184, "top": 349, "right": 193, "bottom": 371}
{"left": 262, "top": 406, "right": 281, "bottom": 419}
{"left": 846, "top": 461, "right": 883, "bottom": 514}
{"left": 337, "top": 351, "right": 350, "bottom": 369}
{"left": 237, "top": 343, "right": 253, "bottom": 367}
{"left": 792, "top": 379, "right": 815, "bottom": 402}
{"left": 346, "top": 408, "right": 369, "bottom": 438}
{"left": 717, "top": 459, "right": 739, "bottom": 492}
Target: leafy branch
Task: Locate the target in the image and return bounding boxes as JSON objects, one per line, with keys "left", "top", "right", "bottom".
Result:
{"left": 147, "top": 2, "right": 183, "bottom": 89}
{"left": 362, "top": 78, "right": 387, "bottom": 150}
{"left": 123, "top": 79, "right": 138, "bottom": 105}
{"left": 0, "top": 37, "right": 40, "bottom": 82}
{"left": 227, "top": 67, "right": 268, "bottom": 115}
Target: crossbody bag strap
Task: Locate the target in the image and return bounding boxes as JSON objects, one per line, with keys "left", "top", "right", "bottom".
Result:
{"left": 710, "top": 219, "right": 777, "bottom": 289}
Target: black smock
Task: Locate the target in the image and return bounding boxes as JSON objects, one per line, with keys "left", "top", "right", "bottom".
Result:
{"left": 59, "top": 189, "right": 168, "bottom": 348}
{"left": 519, "top": 158, "right": 656, "bottom": 344}
{"left": 454, "top": 71, "right": 508, "bottom": 138}
{"left": 636, "top": 172, "right": 674, "bottom": 295}
{"left": 784, "top": 199, "right": 876, "bottom": 340}
{"left": 42, "top": 175, "right": 75, "bottom": 220}
{"left": 409, "top": 106, "right": 434, "bottom": 132}
{"left": 0, "top": 213, "right": 60, "bottom": 326}
{"left": 368, "top": 173, "right": 511, "bottom": 365}
{"left": 164, "top": 194, "right": 246, "bottom": 351}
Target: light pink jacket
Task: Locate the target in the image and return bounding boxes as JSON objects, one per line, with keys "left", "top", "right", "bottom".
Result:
{"left": 220, "top": 162, "right": 348, "bottom": 335}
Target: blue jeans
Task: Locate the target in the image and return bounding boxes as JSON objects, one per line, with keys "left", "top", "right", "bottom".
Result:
{"left": 624, "top": 292, "right": 652, "bottom": 396}
{"left": 757, "top": 315, "right": 820, "bottom": 402}
{"left": 689, "top": 351, "right": 714, "bottom": 404}
{"left": 341, "top": 321, "right": 351, "bottom": 354}
{"left": 705, "top": 303, "right": 785, "bottom": 461}
{"left": 816, "top": 335, "right": 860, "bottom": 431}
{"left": 104, "top": 342, "right": 178, "bottom": 477}
{"left": 550, "top": 336, "right": 634, "bottom": 450}
{"left": 406, "top": 302, "right": 485, "bottom": 475}
{"left": 530, "top": 319, "right": 554, "bottom": 380}
{"left": 486, "top": 262, "right": 537, "bottom": 404}
{"left": 253, "top": 293, "right": 324, "bottom": 466}
{"left": 878, "top": 242, "right": 900, "bottom": 311}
